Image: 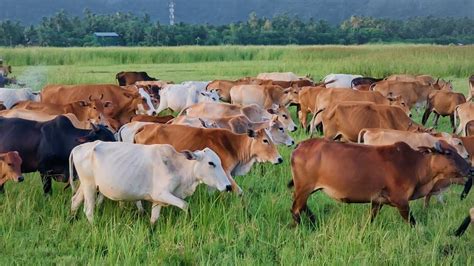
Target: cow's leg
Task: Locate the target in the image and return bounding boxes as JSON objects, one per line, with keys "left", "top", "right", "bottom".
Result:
{"left": 450, "top": 114, "right": 456, "bottom": 132}
{"left": 370, "top": 202, "right": 383, "bottom": 222}
{"left": 421, "top": 108, "right": 431, "bottom": 125}
{"left": 395, "top": 201, "right": 416, "bottom": 226}
{"left": 96, "top": 193, "right": 105, "bottom": 207}
{"left": 155, "top": 192, "right": 188, "bottom": 211}
{"left": 291, "top": 187, "right": 314, "bottom": 225}
{"left": 0, "top": 184, "right": 4, "bottom": 193}
{"left": 150, "top": 203, "right": 162, "bottom": 225}
{"left": 136, "top": 201, "right": 145, "bottom": 214}
{"left": 40, "top": 174, "right": 52, "bottom": 195}
{"left": 70, "top": 185, "right": 84, "bottom": 217}
{"left": 433, "top": 113, "right": 440, "bottom": 127}
{"left": 299, "top": 109, "right": 307, "bottom": 131}
{"left": 424, "top": 194, "right": 432, "bottom": 208}
{"left": 82, "top": 184, "right": 97, "bottom": 224}
{"left": 454, "top": 216, "right": 471, "bottom": 237}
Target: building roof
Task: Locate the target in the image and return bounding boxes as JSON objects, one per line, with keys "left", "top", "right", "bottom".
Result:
{"left": 93, "top": 32, "right": 119, "bottom": 37}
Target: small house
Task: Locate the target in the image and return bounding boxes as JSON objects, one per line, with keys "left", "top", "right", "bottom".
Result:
{"left": 93, "top": 32, "right": 121, "bottom": 46}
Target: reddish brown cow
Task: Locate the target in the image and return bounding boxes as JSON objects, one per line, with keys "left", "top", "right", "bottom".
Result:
{"left": 422, "top": 91, "right": 466, "bottom": 130}
{"left": 116, "top": 71, "right": 157, "bottom": 86}
{"left": 289, "top": 138, "right": 472, "bottom": 225}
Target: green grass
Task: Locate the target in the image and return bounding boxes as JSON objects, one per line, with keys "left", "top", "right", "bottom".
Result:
{"left": 0, "top": 45, "right": 473, "bottom": 264}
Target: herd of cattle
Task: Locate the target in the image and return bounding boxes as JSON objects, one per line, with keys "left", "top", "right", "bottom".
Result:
{"left": 0, "top": 67, "right": 473, "bottom": 236}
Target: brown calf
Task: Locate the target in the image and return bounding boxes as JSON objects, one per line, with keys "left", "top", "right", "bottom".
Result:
{"left": 422, "top": 91, "right": 466, "bottom": 130}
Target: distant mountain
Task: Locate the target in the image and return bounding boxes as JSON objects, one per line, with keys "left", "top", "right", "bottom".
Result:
{"left": 1, "top": 0, "right": 473, "bottom": 25}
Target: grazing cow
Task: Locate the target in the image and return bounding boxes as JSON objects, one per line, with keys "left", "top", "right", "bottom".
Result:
{"left": 12, "top": 100, "right": 105, "bottom": 123}
{"left": 177, "top": 114, "right": 294, "bottom": 146}
{"left": 372, "top": 80, "right": 436, "bottom": 109}
{"left": 387, "top": 75, "right": 452, "bottom": 91}
{"left": 298, "top": 86, "right": 326, "bottom": 131}
{"left": 156, "top": 83, "right": 219, "bottom": 114}
{"left": 289, "top": 138, "right": 473, "bottom": 225}
{"left": 69, "top": 142, "right": 231, "bottom": 224}
{"left": 315, "top": 102, "right": 424, "bottom": 142}
{"left": 41, "top": 84, "right": 153, "bottom": 125}
{"left": 454, "top": 208, "right": 474, "bottom": 237}
{"left": 131, "top": 114, "right": 174, "bottom": 123}
{"left": 181, "top": 102, "right": 297, "bottom": 132}
{"left": 230, "top": 85, "right": 299, "bottom": 109}
{"left": 0, "top": 65, "right": 12, "bottom": 77}
{"left": 422, "top": 91, "right": 466, "bottom": 130}
{"left": 116, "top": 71, "right": 157, "bottom": 86}
{"left": 323, "top": 74, "right": 362, "bottom": 88}
{"left": 454, "top": 102, "right": 474, "bottom": 136}
{"left": 467, "top": 75, "right": 474, "bottom": 101}
{"left": 0, "top": 151, "right": 24, "bottom": 190}
{"left": 0, "top": 116, "right": 115, "bottom": 194}
{"left": 0, "top": 88, "right": 40, "bottom": 109}
{"left": 134, "top": 124, "right": 283, "bottom": 194}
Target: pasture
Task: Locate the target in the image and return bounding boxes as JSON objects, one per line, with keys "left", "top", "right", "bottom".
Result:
{"left": 0, "top": 45, "right": 473, "bottom": 264}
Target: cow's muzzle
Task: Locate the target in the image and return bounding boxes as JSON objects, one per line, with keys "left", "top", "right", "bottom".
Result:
{"left": 225, "top": 185, "right": 232, "bottom": 192}
{"left": 17, "top": 176, "right": 24, "bottom": 182}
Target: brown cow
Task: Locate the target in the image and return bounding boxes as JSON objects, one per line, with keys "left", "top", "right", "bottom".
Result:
{"left": 454, "top": 102, "right": 474, "bottom": 136}
{"left": 422, "top": 91, "right": 466, "bottom": 130}
{"left": 289, "top": 138, "right": 472, "bottom": 225}
{"left": 41, "top": 84, "right": 151, "bottom": 126}
{"left": 315, "top": 102, "right": 424, "bottom": 142}
{"left": 134, "top": 124, "right": 282, "bottom": 194}
{"left": 454, "top": 207, "right": 474, "bottom": 237}
{"left": 12, "top": 100, "right": 104, "bottom": 123}
{"left": 116, "top": 71, "right": 157, "bottom": 86}
{"left": 385, "top": 74, "right": 451, "bottom": 90}
{"left": 297, "top": 86, "right": 326, "bottom": 131}
{"left": 0, "top": 151, "right": 23, "bottom": 187}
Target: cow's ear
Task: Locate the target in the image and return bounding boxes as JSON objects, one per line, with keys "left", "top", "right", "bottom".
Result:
{"left": 247, "top": 129, "right": 257, "bottom": 138}
{"left": 434, "top": 141, "right": 444, "bottom": 153}
{"left": 267, "top": 108, "right": 276, "bottom": 114}
{"left": 182, "top": 150, "right": 197, "bottom": 160}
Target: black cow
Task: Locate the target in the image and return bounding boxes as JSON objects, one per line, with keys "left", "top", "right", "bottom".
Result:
{"left": 0, "top": 115, "right": 116, "bottom": 194}
{"left": 116, "top": 71, "right": 157, "bottom": 86}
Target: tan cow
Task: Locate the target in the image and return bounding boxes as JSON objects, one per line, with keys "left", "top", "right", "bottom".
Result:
{"left": 134, "top": 124, "right": 282, "bottom": 194}
{"left": 386, "top": 74, "right": 452, "bottom": 90}
{"left": 297, "top": 86, "right": 326, "bottom": 131}
{"left": 180, "top": 102, "right": 297, "bottom": 132}
{"left": 315, "top": 102, "right": 425, "bottom": 142}
{"left": 467, "top": 75, "right": 474, "bottom": 101}
{"left": 422, "top": 91, "right": 466, "bottom": 130}
{"left": 230, "top": 84, "right": 299, "bottom": 108}
{"left": 455, "top": 102, "right": 474, "bottom": 136}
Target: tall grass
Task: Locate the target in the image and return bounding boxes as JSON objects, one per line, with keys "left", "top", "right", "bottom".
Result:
{"left": 0, "top": 46, "right": 473, "bottom": 264}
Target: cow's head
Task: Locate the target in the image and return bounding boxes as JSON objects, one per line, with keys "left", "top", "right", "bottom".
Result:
{"left": 422, "top": 141, "right": 473, "bottom": 193}
{"left": 248, "top": 129, "right": 282, "bottom": 165}
{"left": 267, "top": 105, "right": 297, "bottom": 132}
{"left": 0, "top": 151, "right": 24, "bottom": 185}
{"left": 282, "top": 87, "right": 300, "bottom": 105}
{"left": 198, "top": 90, "right": 220, "bottom": 103}
{"left": 138, "top": 87, "right": 158, "bottom": 115}
{"left": 387, "top": 94, "right": 412, "bottom": 117}
{"left": 182, "top": 148, "right": 231, "bottom": 192}
{"left": 76, "top": 124, "right": 116, "bottom": 144}
{"left": 123, "top": 91, "right": 153, "bottom": 116}
{"left": 442, "top": 135, "right": 470, "bottom": 160}
{"left": 264, "top": 115, "right": 294, "bottom": 147}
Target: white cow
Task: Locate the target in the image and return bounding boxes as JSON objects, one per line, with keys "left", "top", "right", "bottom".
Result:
{"left": 181, "top": 81, "right": 210, "bottom": 91}
{"left": 0, "top": 88, "right": 40, "bottom": 108}
{"left": 69, "top": 141, "right": 231, "bottom": 224}
{"left": 137, "top": 87, "right": 157, "bottom": 114}
{"left": 156, "top": 83, "right": 219, "bottom": 114}
{"left": 116, "top": 121, "right": 153, "bottom": 142}
{"left": 322, "top": 74, "right": 362, "bottom": 89}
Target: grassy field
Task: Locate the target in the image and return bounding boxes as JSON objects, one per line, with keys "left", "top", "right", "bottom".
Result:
{"left": 0, "top": 45, "right": 473, "bottom": 264}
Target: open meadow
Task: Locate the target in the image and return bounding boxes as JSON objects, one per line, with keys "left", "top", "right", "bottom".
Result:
{"left": 0, "top": 45, "right": 473, "bottom": 264}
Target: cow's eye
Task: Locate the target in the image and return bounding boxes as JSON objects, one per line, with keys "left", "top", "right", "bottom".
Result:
{"left": 208, "top": 162, "right": 216, "bottom": 167}
{"left": 445, "top": 150, "right": 452, "bottom": 155}
{"left": 263, "top": 139, "right": 269, "bottom": 144}
{"left": 279, "top": 127, "right": 284, "bottom": 131}
{"left": 7, "top": 163, "right": 12, "bottom": 166}
{"left": 283, "top": 115, "right": 288, "bottom": 119}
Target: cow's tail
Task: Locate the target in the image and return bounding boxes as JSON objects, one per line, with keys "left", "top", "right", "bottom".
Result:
{"left": 454, "top": 215, "right": 471, "bottom": 237}
{"left": 454, "top": 105, "right": 461, "bottom": 134}
{"left": 68, "top": 151, "right": 76, "bottom": 194}
{"left": 358, "top": 128, "right": 368, "bottom": 144}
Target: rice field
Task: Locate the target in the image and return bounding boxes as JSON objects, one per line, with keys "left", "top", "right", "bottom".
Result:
{"left": 0, "top": 45, "right": 473, "bottom": 264}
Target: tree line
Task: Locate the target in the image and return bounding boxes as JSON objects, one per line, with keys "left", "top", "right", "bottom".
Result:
{"left": 0, "top": 10, "right": 473, "bottom": 47}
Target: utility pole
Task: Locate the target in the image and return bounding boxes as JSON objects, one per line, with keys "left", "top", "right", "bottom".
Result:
{"left": 169, "top": 0, "right": 175, "bottom": 25}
